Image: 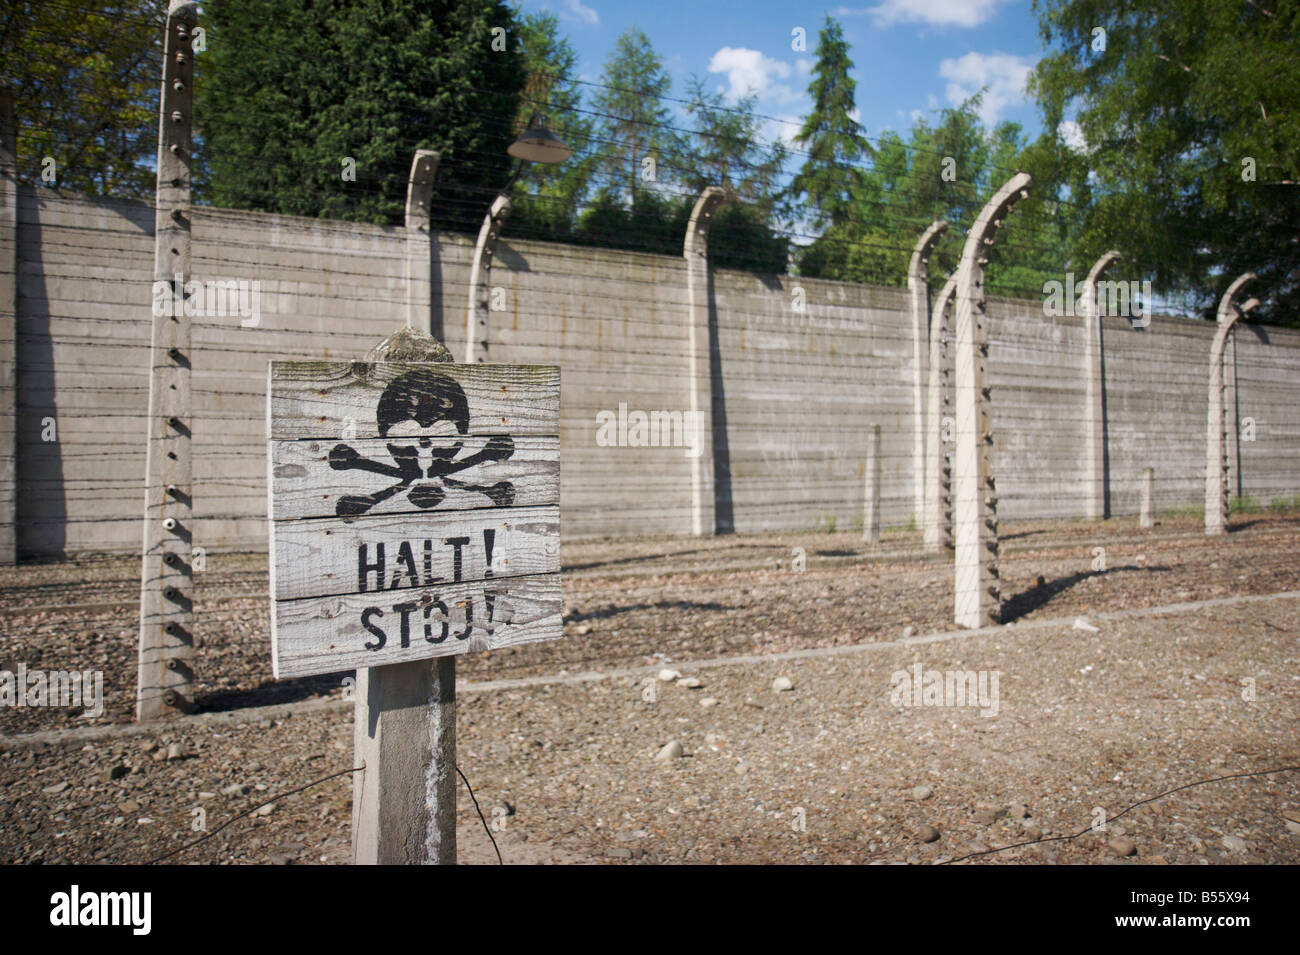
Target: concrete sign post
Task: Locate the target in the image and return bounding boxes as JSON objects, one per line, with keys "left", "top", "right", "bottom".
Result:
{"left": 268, "top": 359, "right": 561, "bottom": 863}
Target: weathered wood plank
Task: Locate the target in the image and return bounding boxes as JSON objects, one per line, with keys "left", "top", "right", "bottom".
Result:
{"left": 269, "top": 360, "right": 563, "bottom": 681}
{"left": 271, "top": 505, "right": 559, "bottom": 601}
{"left": 272, "top": 574, "right": 562, "bottom": 679}
{"left": 269, "top": 361, "right": 560, "bottom": 439}
{"left": 270, "top": 435, "right": 559, "bottom": 521}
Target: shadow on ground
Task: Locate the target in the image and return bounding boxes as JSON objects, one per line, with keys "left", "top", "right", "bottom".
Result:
{"left": 1000, "top": 564, "right": 1171, "bottom": 623}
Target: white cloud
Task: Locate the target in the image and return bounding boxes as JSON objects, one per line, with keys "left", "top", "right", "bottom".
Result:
{"left": 561, "top": 0, "right": 598, "bottom": 26}
{"left": 764, "top": 114, "right": 804, "bottom": 148}
{"left": 937, "top": 51, "right": 1036, "bottom": 124}
{"left": 1057, "top": 120, "right": 1087, "bottom": 152}
{"left": 707, "top": 47, "right": 796, "bottom": 102}
{"left": 837, "top": 0, "right": 1013, "bottom": 28}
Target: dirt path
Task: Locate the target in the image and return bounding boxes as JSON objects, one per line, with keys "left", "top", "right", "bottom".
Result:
{"left": 1, "top": 513, "right": 1297, "bottom": 864}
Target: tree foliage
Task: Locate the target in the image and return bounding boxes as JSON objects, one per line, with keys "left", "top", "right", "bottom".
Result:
{"left": 507, "top": 8, "right": 596, "bottom": 241}
{"left": 588, "top": 27, "right": 682, "bottom": 213}
{"left": 199, "top": 0, "right": 524, "bottom": 228}
{"left": 786, "top": 16, "right": 871, "bottom": 232}
{"left": 1030, "top": 0, "right": 1300, "bottom": 323}
{"left": 2, "top": 1, "right": 162, "bottom": 197}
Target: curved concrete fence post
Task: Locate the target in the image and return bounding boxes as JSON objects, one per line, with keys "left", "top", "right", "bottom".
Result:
{"left": 404, "top": 150, "right": 439, "bottom": 335}
{"left": 0, "top": 88, "right": 15, "bottom": 564}
{"left": 137, "top": 0, "right": 200, "bottom": 721}
{"left": 683, "top": 186, "right": 730, "bottom": 536}
{"left": 953, "top": 171, "right": 1031, "bottom": 628}
{"left": 464, "top": 193, "right": 512, "bottom": 364}
{"left": 1205, "top": 272, "right": 1258, "bottom": 535}
{"left": 923, "top": 273, "right": 957, "bottom": 553}
{"left": 1081, "top": 250, "right": 1121, "bottom": 521}
{"left": 909, "top": 220, "right": 947, "bottom": 528}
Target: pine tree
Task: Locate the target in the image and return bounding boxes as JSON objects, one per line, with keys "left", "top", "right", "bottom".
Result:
{"left": 199, "top": 0, "right": 525, "bottom": 228}
{"left": 508, "top": 10, "right": 595, "bottom": 240}
{"left": 787, "top": 16, "right": 870, "bottom": 232}
{"left": 681, "top": 76, "right": 789, "bottom": 272}
{"left": 589, "top": 27, "right": 681, "bottom": 215}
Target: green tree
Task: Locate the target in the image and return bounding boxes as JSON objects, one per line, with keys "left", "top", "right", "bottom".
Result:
{"left": 199, "top": 0, "right": 524, "bottom": 228}
{"left": 1030, "top": 0, "right": 1300, "bottom": 323}
{"left": 787, "top": 16, "right": 871, "bottom": 232}
{"left": 507, "top": 8, "right": 595, "bottom": 240}
{"left": 799, "top": 92, "right": 1079, "bottom": 297}
{"left": 2, "top": 1, "right": 163, "bottom": 197}
{"left": 681, "top": 76, "right": 789, "bottom": 272}
{"left": 589, "top": 27, "right": 682, "bottom": 214}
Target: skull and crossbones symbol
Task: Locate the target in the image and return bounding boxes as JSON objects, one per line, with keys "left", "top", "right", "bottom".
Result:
{"left": 328, "top": 369, "right": 515, "bottom": 519}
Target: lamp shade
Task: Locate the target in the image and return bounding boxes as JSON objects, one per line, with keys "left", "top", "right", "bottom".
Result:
{"left": 508, "top": 118, "right": 572, "bottom": 164}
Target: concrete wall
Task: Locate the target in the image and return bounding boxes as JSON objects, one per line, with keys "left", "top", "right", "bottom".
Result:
{"left": 8, "top": 187, "right": 1300, "bottom": 558}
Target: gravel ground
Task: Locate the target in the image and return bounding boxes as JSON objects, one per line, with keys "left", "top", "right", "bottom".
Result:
{"left": 1, "top": 512, "right": 1297, "bottom": 864}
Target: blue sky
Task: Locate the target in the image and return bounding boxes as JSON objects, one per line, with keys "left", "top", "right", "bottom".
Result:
{"left": 517, "top": 0, "right": 1057, "bottom": 153}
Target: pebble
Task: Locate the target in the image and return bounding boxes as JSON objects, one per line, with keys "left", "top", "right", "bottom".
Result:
{"left": 918, "top": 824, "right": 941, "bottom": 843}
{"left": 699, "top": 697, "right": 718, "bottom": 708}
{"left": 42, "top": 782, "right": 69, "bottom": 795}
{"left": 655, "top": 741, "right": 683, "bottom": 760}
{"left": 165, "top": 743, "right": 185, "bottom": 761}
{"left": 901, "top": 625, "right": 915, "bottom": 638}
{"left": 1108, "top": 837, "right": 1137, "bottom": 857}
{"left": 575, "top": 624, "right": 593, "bottom": 635}
{"left": 676, "top": 676, "right": 703, "bottom": 689}
{"left": 910, "top": 785, "right": 933, "bottom": 801}
{"left": 140, "top": 741, "right": 159, "bottom": 754}
{"left": 1007, "top": 803, "right": 1029, "bottom": 819}
{"left": 118, "top": 800, "right": 140, "bottom": 815}
{"left": 974, "top": 807, "right": 1003, "bottom": 826}
{"left": 605, "top": 847, "right": 632, "bottom": 859}
{"left": 221, "top": 783, "right": 250, "bottom": 796}
{"left": 772, "top": 676, "right": 794, "bottom": 692}
{"left": 98, "top": 765, "right": 128, "bottom": 783}
{"left": 657, "top": 669, "right": 682, "bottom": 683}
{"left": 1072, "top": 616, "right": 1100, "bottom": 632}
{"left": 1221, "top": 835, "right": 1248, "bottom": 853}
{"left": 256, "top": 803, "right": 275, "bottom": 816}
{"left": 1022, "top": 824, "right": 1043, "bottom": 841}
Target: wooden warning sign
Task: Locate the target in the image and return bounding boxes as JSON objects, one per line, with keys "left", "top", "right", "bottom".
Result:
{"left": 267, "top": 361, "right": 562, "bottom": 679}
